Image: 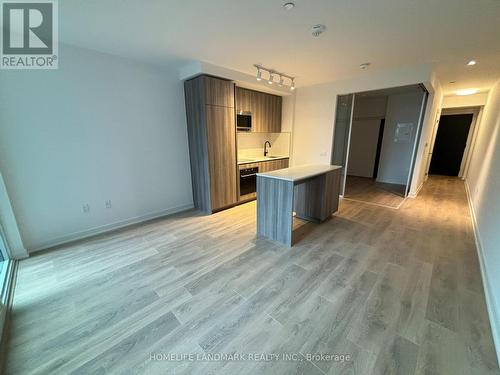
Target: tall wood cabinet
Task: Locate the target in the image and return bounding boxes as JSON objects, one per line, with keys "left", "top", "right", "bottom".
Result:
{"left": 184, "top": 75, "right": 237, "bottom": 213}
{"left": 235, "top": 87, "right": 282, "bottom": 132}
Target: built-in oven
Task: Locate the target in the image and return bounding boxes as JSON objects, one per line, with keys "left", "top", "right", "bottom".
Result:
{"left": 236, "top": 111, "right": 252, "bottom": 132}
{"left": 239, "top": 166, "right": 258, "bottom": 196}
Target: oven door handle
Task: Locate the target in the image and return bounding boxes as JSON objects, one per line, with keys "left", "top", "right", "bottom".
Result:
{"left": 240, "top": 174, "right": 257, "bottom": 178}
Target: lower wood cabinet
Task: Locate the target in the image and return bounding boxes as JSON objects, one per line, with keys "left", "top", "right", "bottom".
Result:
{"left": 238, "top": 158, "right": 289, "bottom": 201}
{"left": 260, "top": 158, "right": 289, "bottom": 172}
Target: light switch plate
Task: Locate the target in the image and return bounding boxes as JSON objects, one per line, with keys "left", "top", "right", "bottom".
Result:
{"left": 394, "top": 122, "right": 413, "bottom": 143}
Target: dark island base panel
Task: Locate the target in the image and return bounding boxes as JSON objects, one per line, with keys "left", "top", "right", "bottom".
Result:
{"left": 256, "top": 165, "right": 342, "bottom": 246}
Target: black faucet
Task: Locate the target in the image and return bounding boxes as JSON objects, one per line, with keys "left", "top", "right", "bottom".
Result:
{"left": 264, "top": 141, "right": 271, "bottom": 157}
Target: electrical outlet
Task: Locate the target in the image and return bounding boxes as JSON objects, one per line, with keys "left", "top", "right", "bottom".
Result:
{"left": 82, "top": 204, "right": 90, "bottom": 213}
{"left": 105, "top": 200, "right": 112, "bottom": 209}
{"left": 320, "top": 151, "right": 327, "bottom": 157}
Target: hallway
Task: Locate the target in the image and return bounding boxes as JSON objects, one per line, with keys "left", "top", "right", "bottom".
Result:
{"left": 3, "top": 177, "right": 499, "bottom": 374}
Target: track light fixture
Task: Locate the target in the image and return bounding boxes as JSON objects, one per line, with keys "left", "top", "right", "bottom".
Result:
{"left": 254, "top": 64, "right": 296, "bottom": 91}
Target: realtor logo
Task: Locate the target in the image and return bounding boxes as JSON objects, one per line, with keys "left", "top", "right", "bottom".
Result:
{"left": 1, "top": 0, "right": 58, "bottom": 69}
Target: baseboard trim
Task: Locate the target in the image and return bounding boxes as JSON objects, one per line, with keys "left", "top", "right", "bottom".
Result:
{"left": 408, "top": 181, "right": 424, "bottom": 198}
{"left": 29, "top": 203, "right": 194, "bottom": 253}
{"left": 464, "top": 180, "right": 500, "bottom": 367}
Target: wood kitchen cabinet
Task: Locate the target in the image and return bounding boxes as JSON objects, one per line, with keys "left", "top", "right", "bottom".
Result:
{"left": 203, "top": 77, "right": 235, "bottom": 107}
{"left": 184, "top": 75, "right": 237, "bottom": 213}
{"left": 238, "top": 158, "right": 289, "bottom": 201}
{"left": 206, "top": 106, "right": 237, "bottom": 210}
{"left": 235, "top": 87, "right": 282, "bottom": 133}
{"left": 260, "top": 158, "right": 289, "bottom": 172}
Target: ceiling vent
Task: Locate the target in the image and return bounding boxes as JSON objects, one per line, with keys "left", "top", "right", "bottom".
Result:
{"left": 311, "top": 24, "right": 326, "bottom": 37}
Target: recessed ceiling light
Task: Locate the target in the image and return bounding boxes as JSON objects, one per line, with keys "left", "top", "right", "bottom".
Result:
{"left": 467, "top": 60, "right": 476, "bottom": 66}
{"left": 449, "top": 81, "right": 456, "bottom": 84}
{"left": 456, "top": 88, "right": 479, "bottom": 96}
{"left": 283, "top": 2, "right": 295, "bottom": 10}
{"left": 359, "top": 63, "right": 371, "bottom": 70}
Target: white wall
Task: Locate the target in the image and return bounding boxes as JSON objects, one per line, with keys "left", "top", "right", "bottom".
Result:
{"left": 281, "top": 94, "right": 295, "bottom": 133}
{"left": 291, "top": 64, "right": 434, "bottom": 192}
{"left": 377, "top": 91, "right": 425, "bottom": 185}
{"left": 0, "top": 44, "right": 193, "bottom": 252}
{"left": 282, "top": 94, "right": 296, "bottom": 163}
{"left": 465, "top": 79, "right": 500, "bottom": 361}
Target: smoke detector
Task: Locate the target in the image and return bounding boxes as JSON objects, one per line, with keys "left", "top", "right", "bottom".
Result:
{"left": 311, "top": 24, "right": 326, "bottom": 37}
{"left": 283, "top": 2, "right": 295, "bottom": 10}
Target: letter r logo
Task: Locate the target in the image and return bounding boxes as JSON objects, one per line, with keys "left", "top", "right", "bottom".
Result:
{"left": 2, "top": 2, "right": 53, "bottom": 54}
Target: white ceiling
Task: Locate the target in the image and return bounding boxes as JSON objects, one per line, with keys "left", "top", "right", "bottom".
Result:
{"left": 60, "top": 0, "right": 500, "bottom": 94}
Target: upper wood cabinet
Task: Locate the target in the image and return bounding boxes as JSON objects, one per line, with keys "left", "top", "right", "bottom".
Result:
{"left": 203, "top": 76, "right": 235, "bottom": 107}
{"left": 184, "top": 75, "right": 237, "bottom": 213}
{"left": 235, "top": 87, "right": 282, "bottom": 133}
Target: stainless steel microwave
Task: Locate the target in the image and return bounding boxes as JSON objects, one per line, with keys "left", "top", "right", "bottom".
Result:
{"left": 237, "top": 111, "right": 252, "bottom": 132}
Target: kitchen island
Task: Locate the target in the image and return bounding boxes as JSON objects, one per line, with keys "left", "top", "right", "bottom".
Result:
{"left": 256, "top": 164, "right": 342, "bottom": 246}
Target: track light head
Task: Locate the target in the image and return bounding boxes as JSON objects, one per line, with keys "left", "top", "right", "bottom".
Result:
{"left": 255, "top": 65, "right": 262, "bottom": 81}
{"left": 268, "top": 72, "right": 274, "bottom": 84}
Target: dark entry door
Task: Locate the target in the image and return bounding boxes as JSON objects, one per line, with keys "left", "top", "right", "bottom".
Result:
{"left": 429, "top": 114, "right": 473, "bottom": 176}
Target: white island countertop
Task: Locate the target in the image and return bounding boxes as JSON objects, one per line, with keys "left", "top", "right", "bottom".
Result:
{"left": 257, "top": 164, "right": 342, "bottom": 182}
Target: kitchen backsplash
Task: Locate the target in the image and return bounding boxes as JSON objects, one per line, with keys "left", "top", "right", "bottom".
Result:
{"left": 237, "top": 132, "right": 291, "bottom": 160}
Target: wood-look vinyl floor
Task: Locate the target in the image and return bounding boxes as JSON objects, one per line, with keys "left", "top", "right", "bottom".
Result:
{"left": 345, "top": 176, "right": 407, "bottom": 208}
{"left": 3, "top": 176, "right": 499, "bottom": 374}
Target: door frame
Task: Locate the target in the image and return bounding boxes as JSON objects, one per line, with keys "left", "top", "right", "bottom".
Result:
{"left": 0, "top": 171, "right": 27, "bottom": 260}
{"left": 340, "top": 94, "right": 356, "bottom": 197}
{"left": 340, "top": 85, "right": 430, "bottom": 198}
{"left": 405, "top": 91, "right": 429, "bottom": 197}
{"left": 430, "top": 107, "right": 481, "bottom": 179}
